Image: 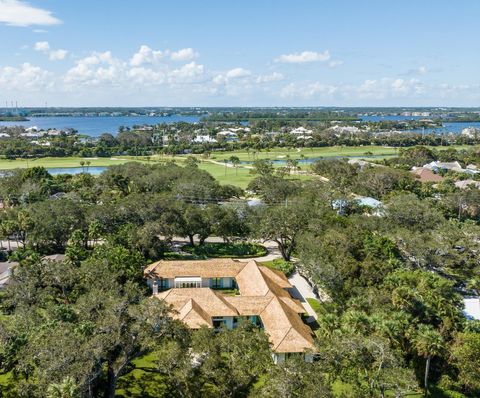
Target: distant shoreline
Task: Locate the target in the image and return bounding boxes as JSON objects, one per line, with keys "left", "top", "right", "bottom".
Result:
{"left": 0, "top": 116, "right": 29, "bottom": 122}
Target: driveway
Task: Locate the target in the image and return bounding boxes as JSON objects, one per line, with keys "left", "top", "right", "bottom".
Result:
{"left": 288, "top": 271, "right": 319, "bottom": 321}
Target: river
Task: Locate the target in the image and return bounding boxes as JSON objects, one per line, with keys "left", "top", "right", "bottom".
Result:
{"left": 0, "top": 114, "right": 201, "bottom": 137}
{"left": 360, "top": 115, "right": 480, "bottom": 134}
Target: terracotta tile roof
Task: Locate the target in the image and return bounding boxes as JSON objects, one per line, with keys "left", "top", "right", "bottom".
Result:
{"left": 224, "top": 296, "right": 272, "bottom": 315}
{"left": 157, "top": 288, "right": 238, "bottom": 319}
{"left": 235, "top": 261, "right": 270, "bottom": 296}
{"left": 259, "top": 297, "right": 315, "bottom": 353}
{"left": 411, "top": 167, "right": 444, "bottom": 183}
{"left": 177, "top": 299, "right": 212, "bottom": 328}
{"left": 145, "top": 258, "right": 244, "bottom": 278}
{"left": 149, "top": 259, "right": 315, "bottom": 354}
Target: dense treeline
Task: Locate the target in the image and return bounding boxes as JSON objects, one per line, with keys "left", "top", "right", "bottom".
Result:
{"left": 0, "top": 158, "right": 479, "bottom": 397}
{"left": 1, "top": 121, "right": 479, "bottom": 160}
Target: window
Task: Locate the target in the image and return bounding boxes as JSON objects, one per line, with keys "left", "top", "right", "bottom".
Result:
{"left": 211, "top": 278, "right": 222, "bottom": 289}
{"left": 159, "top": 278, "right": 169, "bottom": 290}
{"left": 212, "top": 317, "right": 226, "bottom": 329}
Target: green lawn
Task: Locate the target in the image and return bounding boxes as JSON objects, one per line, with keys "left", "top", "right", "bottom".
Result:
{"left": 0, "top": 156, "right": 144, "bottom": 169}
{"left": 116, "top": 352, "right": 168, "bottom": 397}
{"left": 197, "top": 161, "right": 255, "bottom": 188}
{"left": 260, "top": 259, "right": 295, "bottom": 277}
{"left": 306, "top": 298, "right": 324, "bottom": 317}
{"left": 206, "top": 145, "right": 480, "bottom": 163}
{"left": 1, "top": 144, "right": 477, "bottom": 190}
{"left": 209, "top": 146, "right": 400, "bottom": 162}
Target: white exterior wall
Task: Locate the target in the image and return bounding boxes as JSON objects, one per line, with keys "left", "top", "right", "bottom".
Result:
{"left": 272, "top": 352, "right": 313, "bottom": 364}
{"left": 272, "top": 353, "right": 285, "bottom": 364}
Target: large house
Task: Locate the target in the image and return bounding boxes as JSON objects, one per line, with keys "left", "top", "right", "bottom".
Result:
{"left": 144, "top": 258, "right": 316, "bottom": 363}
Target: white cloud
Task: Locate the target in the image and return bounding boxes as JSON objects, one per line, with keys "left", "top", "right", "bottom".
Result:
{"left": 170, "top": 48, "right": 198, "bottom": 61}
{"left": 276, "top": 50, "right": 331, "bottom": 64}
{"left": 0, "top": 62, "right": 52, "bottom": 90}
{"left": 328, "top": 60, "right": 344, "bottom": 68}
{"left": 281, "top": 82, "right": 338, "bottom": 98}
{"left": 130, "top": 45, "right": 164, "bottom": 66}
{"left": 128, "top": 67, "right": 165, "bottom": 85}
{"left": 256, "top": 72, "right": 284, "bottom": 83}
{"left": 34, "top": 41, "right": 50, "bottom": 52}
{"left": 49, "top": 49, "right": 68, "bottom": 61}
{"left": 168, "top": 62, "right": 204, "bottom": 83}
{"left": 213, "top": 68, "right": 251, "bottom": 85}
{"left": 0, "top": 0, "right": 61, "bottom": 27}
{"left": 64, "top": 51, "right": 122, "bottom": 86}
{"left": 358, "top": 78, "right": 425, "bottom": 98}
{"left": 34, "top": 41, "right": 68, "bottom": 61}
{"left": 226, "top": 68, "right": 251, "bottom": 79}
{"left": 418, "top": 66, "right": 428, "bottom": 75}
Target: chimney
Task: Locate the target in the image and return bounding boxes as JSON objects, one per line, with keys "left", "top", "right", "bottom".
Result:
{"left": 152, "top": 279, "right": 158, "bottom": 295}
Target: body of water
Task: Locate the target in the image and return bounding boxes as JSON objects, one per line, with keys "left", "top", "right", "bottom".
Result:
{"left": 47, "top": 166, "right": 108, "bottom": 176}
{"left": 360, "top": 115, "right": 425, "bottom": 122}
{"left": 361, "top": 115, "right": 480, "bottom": 134}
{"left": 0, "top": 114, "right": 201, "bottom": 137}
{"left": 412, "top": 122, "right": 480, "bottom": 135}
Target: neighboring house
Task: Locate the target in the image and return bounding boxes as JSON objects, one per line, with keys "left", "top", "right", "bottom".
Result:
{"left": 144, "top": 259, "right": 316, "bottom": 363}
{"left": 424, "top": 161, "right": 463, "bottom": 173}
{"left": 463, "top": 298, "right": 480, "bottom": 320}
{"left": 348, "top": 158, "right": 381, "bottom": 169}
{"left": 49, "top": 192, "right": 67, "bottom": 200}
{"left": 217, "top": 131, "right": 239, "bottom": 143}
{"left": 454, "top": 179, "right": 480, "bottom": 190}
{"left": 411, "top": 167, "right": 444, "bottom": 183}
{"left": 461, "top": 127, "right": 480, "bottom": 138}
{"left": 289, "top": 127, "right": 313, "bottom": 139}
{"left": 332, "top": 196, "right": 384, "bottom": 216}
{"left": 193, "top": 135, "right": 217, "bottom": 144}
{"left": 42, "top": 254, "right": 67, "bottom": 262}
{"left": 328, "top": 125, "right": 361, "bottom": 135}
{"left": 0, "top": 261, "right": 19, "bottom": 289}
{"left": 356, "top": 196, "right": 385, "bottom": 217}
{"left": 466, "top": 164, "right": 478, "bottom": 172}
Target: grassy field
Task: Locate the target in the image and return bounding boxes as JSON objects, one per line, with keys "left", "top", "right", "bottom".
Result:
{"left": 197, "top": 161, "right": 255, "bottom": 188}
{"left": 0, "top": 144, "right": 477, "bottom": 189}
{"left": 205, "top": 144, "right": 480, "bottom": 163}
{"left": 0, "top": 156, "right": 140, "bottom": 169}
{"left": 208, "top": 145, "right": 401, "bottom": 162}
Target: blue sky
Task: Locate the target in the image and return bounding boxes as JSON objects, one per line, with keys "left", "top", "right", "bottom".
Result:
{"left": 0, "top": 0, "right": 479, "bottom": 107}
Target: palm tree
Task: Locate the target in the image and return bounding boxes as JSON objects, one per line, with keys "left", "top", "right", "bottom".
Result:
{"left": 47, "top": 376, "right": 79, "bottom": 398}
{"left": 412, "top": 325, "right": 444, "bottom": 395}
{"left": 229, "top": 156, "right": 240, "bottom": 176}
{"left": 79, "top": 160, "right": 85, "bottom": 173}
{"left": 85, "top": 160, "right": 91, "bottom": 172}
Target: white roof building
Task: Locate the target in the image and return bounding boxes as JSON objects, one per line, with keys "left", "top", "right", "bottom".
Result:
{"left": 193, "top": 135, "right": 217, "bottom": 144}
{"left": 464, "top": 298, "right": 480, "bottom": 320}
{"left": 454, "top": 180, "right": 480, "bottom": 189}
{"left": 461, "top": 127, "right": 480, "bottom": 138}
{"left": 289, "top": 127, "right": 313, "bottom": 139}
{"left": 424, "top": 161, "right": 463, "bottom": 173}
